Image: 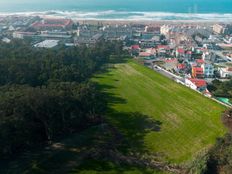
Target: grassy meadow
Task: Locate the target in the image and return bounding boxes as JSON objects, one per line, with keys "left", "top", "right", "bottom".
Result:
{"left": 93, "top": 60, "right": 226, "bottom": 164}
{"left": 1, "top": 60, "right": 227, "bottom": 174}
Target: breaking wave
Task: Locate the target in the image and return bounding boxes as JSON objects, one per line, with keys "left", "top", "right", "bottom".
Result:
{"left": 0, "top": 10, "right": 232, "bottom": 21}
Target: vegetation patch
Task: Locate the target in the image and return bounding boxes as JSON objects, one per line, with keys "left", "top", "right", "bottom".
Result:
{"left": 94, "top": 60, "right": 226, "bottom": 164}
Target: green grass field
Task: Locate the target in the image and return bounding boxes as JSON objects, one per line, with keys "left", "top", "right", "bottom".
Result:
{"left": 1, "top": 60, "right": 227, "bottom": 174}
{"left": 94, "top": 60, "right": 226, "bottom": 164}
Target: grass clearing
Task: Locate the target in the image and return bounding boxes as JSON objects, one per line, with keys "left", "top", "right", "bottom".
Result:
{"left": 93, "top": 60, "right": 226, "bottom": 164}
{"left": 1, "top": 60, "right": 226, "bottom": 173}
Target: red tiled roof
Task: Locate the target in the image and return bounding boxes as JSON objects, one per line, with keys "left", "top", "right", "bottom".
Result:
{"left": 32, "top": 19, "right": 73, "bottom": 28}
{"left": 157, "top": 45, "right": 170, "bottom": 50}
{"left": 165, "top": 58, "right": 177, "bottom": 63}
{"left": 131, "top": 45, "right": 140, "bottom": 50}
{"left": 139, "top": 52, "right": 152, "bottom": 57}
{"left": 146, "top": 48, "right": 156, "bottom": 54}
{"left": 177, "top": 48, "right": 185, "bottom": 54}
{"left": 177, "top": 63, "right": 186, "bottom": 69}
{"left": 188, "top": 78, "right": 207, "bottom": 88}
{"left": 192, "top": 67, "right": 204, "bottom": 74}
{"left": 196, "top": 59, "right": 205, "bottom": 64}
{"left": 186, "top": 51, "right": 192, "bottom": 55}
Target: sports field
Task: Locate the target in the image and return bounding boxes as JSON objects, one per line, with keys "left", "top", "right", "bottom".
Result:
{"left": 94, "top": 60, "right": 226, "bottom": 164}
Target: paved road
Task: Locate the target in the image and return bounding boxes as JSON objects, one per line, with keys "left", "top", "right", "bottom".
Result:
{"left": 148, "top": 65, "right": 185, "bottom": 83}
{"left": 210, "top": 50, "right": 231, "bottom": 62}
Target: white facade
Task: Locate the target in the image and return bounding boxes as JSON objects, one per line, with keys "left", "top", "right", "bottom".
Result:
{"left": 213, "top": 24, "right": 227, "bottom": 34}
{"left": 224, "top": 37, "right": 232, "bottom": 44}
{"left": 12, "top": 32, "right": 24, "bottom": 39}
{"left": 160, "top": 25, "right": 171, "bottom": 36}
{"left": 219, "top": 67, "right": 232, "bottom": 78}
{"left": 2, "top": 37, "right": 11, "bottom": 43}
{"left": 185, "top": 79, "right": 197, "bottom": 90}
{"left": 202, "top": 52, "right": 210, "bottom": 60}
{"left": 34, "top": 40, "right": 59, "bottom": 48}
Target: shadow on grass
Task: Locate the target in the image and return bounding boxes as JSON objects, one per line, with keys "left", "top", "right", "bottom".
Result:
{"left": 107, "top": 110, "right": 162, "bottom": 154}
{"left": 94, "top": 56, "right": 131, "bottom": 76}
{"left": 95, "top": 78, "right": 163, "bottom": 153}
{"left": 0, "top": 58, "right": 163, "bottom": 173}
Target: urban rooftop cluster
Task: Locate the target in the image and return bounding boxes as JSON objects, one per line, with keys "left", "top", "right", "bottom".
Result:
{"left": 0, "top": 15, "right": 232, "bottom": 104}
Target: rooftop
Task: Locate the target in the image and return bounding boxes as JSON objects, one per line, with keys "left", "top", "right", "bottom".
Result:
{"left": 34, "top": 40, "right": 59, "bottom": 48}
{"left": 188, "top": 78, "right": 207, "bottom": 88}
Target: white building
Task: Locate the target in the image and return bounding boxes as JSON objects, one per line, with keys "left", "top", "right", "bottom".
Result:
{"left": 213, "top": 24, "right": 228, "bottom": 35}
{"left": 224, "top": 37, "right": 232, "bottom": 44}
{"left": 34, "top": 40, "right": 59, "bottom": 48}
{"left": 2, "top": 37, "right": 11, "bottom": 43}
{"left": 219, "top": 67, "right": 232, "bottom": 78}
{"left": 12, "top": 32, "right": 35, "bottom": 39}
{"left": 12, "top": 32, "right": 24, "bottom": 39}
{"left": 202, "top": 52, "right": 210, "bottom": 60}
{"left": 160, "top": 25, "right": 171, "bottom": 36}
{"left": 185, "top": 78, "right": 207, "bottom": 91}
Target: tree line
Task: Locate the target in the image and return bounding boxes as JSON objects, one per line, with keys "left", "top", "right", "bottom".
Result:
{"left": 208, "top": 79, "right": 232, "bottom": 101}
{"left": 0, "top": 39, "right": 124, "bottom": 158}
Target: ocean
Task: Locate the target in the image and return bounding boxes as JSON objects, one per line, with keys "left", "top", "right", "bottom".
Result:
{"left": 0, "top": 0, "right": 232, "bottom": 21}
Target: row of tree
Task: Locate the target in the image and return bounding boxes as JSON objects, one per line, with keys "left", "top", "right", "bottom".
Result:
{"left": 208, "top": 79, "right": 232, "bottom": 103}
{"left": 0, "top": 39, "right": 124, "bottom": 158}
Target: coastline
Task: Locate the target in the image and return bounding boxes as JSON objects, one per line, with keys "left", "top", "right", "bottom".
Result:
{"left": 0, "top": 10, "right": 232, "bottom": 23}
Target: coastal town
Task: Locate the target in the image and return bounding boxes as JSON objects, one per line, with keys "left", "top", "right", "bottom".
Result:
{"left": 0, "top": 15, "right": 232, "bottom": 105}
{"left": 2, "top": 0, "right": 232, "bottom": 172}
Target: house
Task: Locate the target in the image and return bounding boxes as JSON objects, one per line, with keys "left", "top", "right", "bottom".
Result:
{"left": 201, "top": 63, "right": 214, "bottom": 78}
{"left": 196, "top": 59, "right": 205, "bottom": 66}
{"left": 177, "top": 63, "right": 186, "bottom": 72}
{"left": 176, "top": 48, "right": 185, "bottom": 57}
{"left": 12, "top": 31, "right": 36, "bottom": 39}
{"left": 31, "top": 18, "right": 73, "bottom": 31}
{"left": 218, "top": 67, "right": 232, "bottom": 78}
{"left": 192, "top": 67, "right": 204, "bottom": 79}
{"left": 2, "top": 37, "right": 11, "bottom": 43}
{"left": 202, "top": 52, "right": 210, "bottom": 61}
{"left": 186, "top": 51, "right": 192, "bottom": 59}
{"left": 139, "top": 52, "right": 154, "bottom": 60}
{"left": 156, "top": 45, "right": 170, "bottom": 56}
{"left": 131, "top": 45, "right": 140, "bottom": 56}
{"left": 185, "top": 78, "right": 207, "bottom": 91}
{"left": 145, "top": 48, "right": 156, "bottom": 55}
{"left": 163, "top": 58, "right": 178, "bottom": 70}
{"left": 203, "top": 89, "right": 212, "bottom": 97}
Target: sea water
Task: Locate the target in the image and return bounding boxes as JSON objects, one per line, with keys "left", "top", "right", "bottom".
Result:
{"left": 0, "top": 0, "right": 231, "bottom": 21}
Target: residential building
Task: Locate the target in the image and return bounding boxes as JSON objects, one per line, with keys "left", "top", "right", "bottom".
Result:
{"left": 176, "top": 48, "right": 185, "bottom": 57}
{"left": 160, "top": 25, "right": 171, "bottom": 36}
{"left": 219, "top": 67, "right": 232, "bottom": 78}
{"left": 213, "top": 24, "right": 228, "bottom": 35}
{"left": 139, "top": 52, "right": 154, "bottom": 60}
{"left": 156, "top": 45, "right": 170, "bottom": 56}
{"left": 131, "top": 45, "right": 140, "bottom": 56}
{"left": 163, "top": 58, "right": 178, "bottom": 70}
{"left": 201, "top": 63, "right": 214, "bottom": 78}
{"left": 185, "top": 78, "right": 207, "bottom": 91}
{"left": 192, "top": 66, "right": 204, "bottom": 78}
{"left": 32, "top": 18, "right": 73, "bottom": 31}
{"left": 12, "top": 31, "right": 36, "bottom": 39}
